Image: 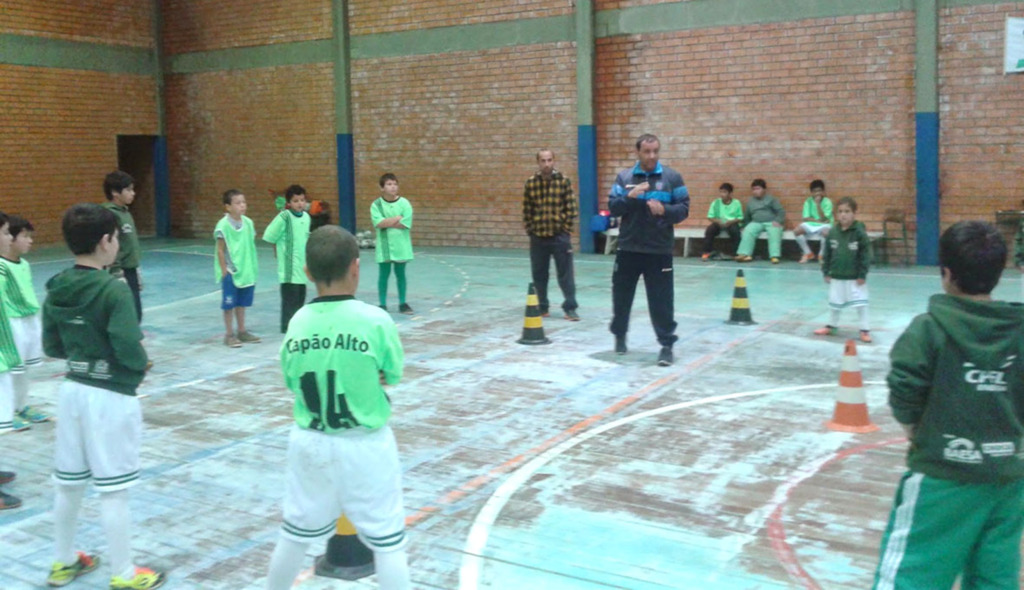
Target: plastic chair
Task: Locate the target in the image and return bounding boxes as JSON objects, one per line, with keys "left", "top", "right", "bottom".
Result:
{"left": 878, "top": 208, "right": 910, "bottom": 266}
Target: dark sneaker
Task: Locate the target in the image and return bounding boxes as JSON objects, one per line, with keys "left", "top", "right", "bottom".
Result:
{"left": 237, "top": 331, "right": 261, "bottom": 343}
{"left": 0, "top": 471, "right": 14, "bottom": 485}
{"left": 379, "top": 305, "right": 387, "bottom": 312}
{"left": 657, "top": 346, "right": 673, "bottom": 366}
{"left": 0, "top": 489, "right": 21, "bottom": 510}
{"left": 540, "top": 310, "right": 550, "bottom": 318}
{"left": 614, "top": 336, "right": 627, "bottom": 355}
{"left": 564, "top": 309, "right": 580, "bottom": 321}
{"left": 18, "top": 406, "right": 52, "bottom": 423}
{"left": 224, "top": 335, "right": 242, "bottom": 348}
{"left": 399, "top": 303, "right": 414, "bottom": 315}
{"left": 46, "top": 552, "right": 99, "bottom": 586}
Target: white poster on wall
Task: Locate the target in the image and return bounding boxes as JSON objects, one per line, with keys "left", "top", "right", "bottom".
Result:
{"left": 1006, "top": 17, "right": 1024, "bottom": 74}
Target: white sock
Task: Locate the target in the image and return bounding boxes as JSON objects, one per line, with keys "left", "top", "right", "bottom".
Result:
{"left": 374, "top": 549, "right": 411, "bottom": 590}
{"left": 0, "top": 371, "right": 13, "bottom": 427}
{"left": 829, "top": 309, "right": 841, "bottom": 327}
{"left": 12, "top": 369, "right": 28, "bottom": 412}
{"left": 100, "top": 490, "right": 134, "bottom": 578}
{"left": 54, "top": 484, "right": 86, "bottom": 564}
{"left": 857, "top": 306, "right": 870, "bottom": 332}
{"left": 795, "top": 234, "right": 810, "bottom": 255}
{"left": 264, "top": 536, "right": 309, "bottom": 590}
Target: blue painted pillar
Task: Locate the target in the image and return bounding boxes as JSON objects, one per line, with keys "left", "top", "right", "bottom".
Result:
{"left": 915, "top": 0, "right": 940, "bottom": 265}
{"left": 336, "top": 134, "right": 356, "bottom": 233}
{"left": 576, "top": 0, "right": 597, "bottom": 253}
{"left": 333, "top": 0, "right": 356, "bottom": 233}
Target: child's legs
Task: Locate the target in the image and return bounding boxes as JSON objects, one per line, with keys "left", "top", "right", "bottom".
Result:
{"left": 0, "top": 371, "right": 13, "bottom": 429}
{"left": 122, "top": 268, "right": 142, "bottom": 322}
{"left": 100, "top": 489, "right": 134, "bottom": 578}
{"left": 12, "top": 368, "right": 28, "bottom": 411}
{"left": 766, "top": 225, "right": 784, "bottom": 258}
{"left": 53, "top": 483, "right": 86, "bottom": 564}
{"left": 817, "top": 226, "right": 831, "bottom": 255}
{"left": 11, "top": 315, "right": 42, "bottom": 409}
{"left": 265, "top": 536, "right": 310, "bottom": 590}
{"left": 221, "top": 274, "right": 238, "bottom": 334}
{"left": 873, "top": 473, "right": 986, "bottom": 590}
{"left": 828, "top": 307, "right": 841, "bottom": 327}
{"left": 737, "top": 222, "right": 764, "bottom": 256}
{"left": 280, "top": 283, "right": 306, "bottom": 333}
{"left": 235, "top": 307, "right": 247, "bottom": 333}
{"left": 378, "top": 262, "right": 393, "bottom": 307}
{"left": 961, "top": 479, "right": 1024, "bottom": 590}
{"left": 374, "top": 548, "right": 411, "bottom": 590}
{"left": 857, "top": 305, "right": 870, "bottom": 331}
{"left": 393, "top": 262, "right": 408, "bottom": 305}
{"left": 702, "top": 223, "right": 721, "bottom": 254}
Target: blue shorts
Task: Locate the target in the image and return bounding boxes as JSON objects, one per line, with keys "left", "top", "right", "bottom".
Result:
{"left": 221, "top": 274, "right": 254, "bottom": 310}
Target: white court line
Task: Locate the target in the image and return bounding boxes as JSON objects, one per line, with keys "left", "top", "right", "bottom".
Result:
{"left": 228, "top": 365, "right": 255, "bottom": 375}
{"left": 173, "top": 379, "right": 207, "bottom": 389}
{"left": 458, "top": 380, "right": 886, "bottom": 590}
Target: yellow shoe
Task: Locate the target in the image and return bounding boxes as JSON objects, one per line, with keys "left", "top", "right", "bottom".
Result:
{"left": 734, "top": 255, "right": 753, "bottom": 263}
{"left": 47, "top": 552, "right": 100, "bottom": 587}
{"left": 110, "top": 567, "right": 166, "bottom": 590}
{"left": 770, "top": 257, "right": 780, "bottom": 264}
{"left": 799, "top": 253, "right": 815, "bottom": 264}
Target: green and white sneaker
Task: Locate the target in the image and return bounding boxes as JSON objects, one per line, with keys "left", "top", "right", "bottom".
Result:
{"left": 110, "top": 566, "right": 166, "bottom": 590}
{"left": 18, "top": 405, "right": 51, "bottom": 423}
{"left": 47, "top": 552, "right": 100, "bottom": 587}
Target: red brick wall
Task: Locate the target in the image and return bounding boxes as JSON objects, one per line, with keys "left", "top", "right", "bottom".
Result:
{"left": 350, "top": 1, "right": 571, "bottom": 36}
{"left": 1, "top": 0, "right": 153, "bottom": 47}
{"left": 350, "top": 43, "right": 578, "bottom": 248}
{"left": 595, "top": 13, "right": 917, "bottom": 233}
{"left": 164, "top": 64, "right": 337, "bottom": 238}
{"left": 938, "top": 3, "right": 1024, "bottom": 228}
{"left": 0, "top": 66, "right": 158, "bottom": 244}
{"left": 161, "top": 0, "right": 331, "bottom": 54}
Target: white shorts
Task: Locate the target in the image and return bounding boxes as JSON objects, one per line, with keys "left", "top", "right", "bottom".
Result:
{"left": 828, "top": 279, "right": 869, "bottom": 309}
{"left": 9, "top": 314, "right": 42, "bottom": 370}
{"left": 281, "top": 425, "right": 407, "bottom": 552}
{"left": 53, "top": 380, "right": 141, "bottom": 491}
{"left": 799, "top": 222, "right": 830, "bottom": 236}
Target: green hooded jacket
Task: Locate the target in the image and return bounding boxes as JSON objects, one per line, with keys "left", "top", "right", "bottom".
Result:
{"left": 889, "top": 293, "right": 1024, "bottom": 483}
{"left": 43, "top": 266, "right": 148, "bottom": 395}
{"left": 821, "top": 220, "right": 871, "bottom": 280}
{"left": 101, "top": 202, "right": 140, "bottom": 271}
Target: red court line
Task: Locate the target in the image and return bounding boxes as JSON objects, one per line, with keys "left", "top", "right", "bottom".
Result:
{"left": 767, "top": 437, "right": 907, "bottom": 589}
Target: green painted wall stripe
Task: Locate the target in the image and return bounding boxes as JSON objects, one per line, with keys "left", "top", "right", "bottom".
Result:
{"left": 916, "top": 0, "right": 939, "bottom": 113}
{"left": 334, "top": 0, "right": 352, "bottom": 134}
{"left": 351, "top": 15, "right": 574, "bottom": 59}
{"left": 0, "top": 34, "right": 154, "bottom": 75}
{"left": 165, "top": 39, "right": 331, "bottom": 74}
{"left": 576, "top": 0, "right": 595, "bottom": 126}
{"left": 596, "top": 0, "right": 915, "bottom": 37}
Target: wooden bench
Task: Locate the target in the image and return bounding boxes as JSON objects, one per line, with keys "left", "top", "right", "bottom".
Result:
{"left": 602, "top": 226, "right": 882, "bottom": 257}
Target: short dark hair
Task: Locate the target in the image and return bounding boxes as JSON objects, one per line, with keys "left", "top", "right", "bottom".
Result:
{"left": 379, "top": 173, "right": 398, "bottom": 188}
{"left": 635, "top": 134, "right": 659, "bottom": 151}
{"left": 751, "top": 179, "right": 767, "bottom": 189}
{"left": 719, "top": 183, "right": 734, "bottom": 194}
{"left": 0, "top": 211, "right": 9, "bottom": 232}
{"left": 222, "top": 189, "right": 244, "bottom": 206}
{"left": 285, "top": 185, "right": 306, "bottom": 200}
{"left": 810, "top": 179, "right": 826, "bottom": 191}
{"left": 7, "top": 215, "right": 34, "bottom": 238}
{"left": 836, "top": 196, "right": 858, "bottom": 212}
{"left": 940, "top": 221, "right": 1006, "bottom": 295}
{"left": 103, "top": 171, "right": 134, "bottom": 200}
{"left": 306, "top": 225, "right": 359, "bottom": 286}
{"left": 62, "top": 204, "right": 118, "bottom": 255}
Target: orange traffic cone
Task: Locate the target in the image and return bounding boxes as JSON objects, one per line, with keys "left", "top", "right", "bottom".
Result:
{"left": 825, "top": 340, "right": 879, "bottom": 433}
{"left": 725, "top": 270, "right": 756, "bottom": 325}
{"left": 315, "top": 515, "right": 375, "bottom": 580}
{"left": 517, "top": 283, "right": 551, "bottom": 345}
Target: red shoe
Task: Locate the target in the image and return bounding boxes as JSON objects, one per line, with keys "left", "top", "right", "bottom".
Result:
{"left": 860, "top": 330, "right": 873, "bottom": 343}
{"left": 813, "top": 326, "right": 836, "bottom": 336}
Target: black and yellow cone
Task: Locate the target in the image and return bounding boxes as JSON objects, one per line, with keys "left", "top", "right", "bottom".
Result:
{"left": 517, "top": 283, "right": 551, "bottom": 345}
{"left": 725, "top": 269, "right": 757, "bottom": 325}
{"left": 314, "top": 515, "right": 375, "bottom": 580}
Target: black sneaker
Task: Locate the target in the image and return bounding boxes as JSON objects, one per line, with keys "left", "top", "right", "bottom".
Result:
{"left": 379, "top": 305, "right": 387, "bottom": 312}
{"left": 0, "top": 489, "right": 21, "bottom": 511}
{"left": 614, "top": 336, "right": 627, "bottom": 355}
{"left": 399, "top": 303, "right": 414, "bottom": 315}
{"left": 564, "top": 309, "right": 580, "bottom": 321}
{"left": 657, "top": 346, "right": 673, "bottom": 366}
{"left": 0, "top": 471, "right": 14, "bottom": 485}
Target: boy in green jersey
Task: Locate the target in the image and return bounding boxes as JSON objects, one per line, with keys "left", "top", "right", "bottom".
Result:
{"left": 262, "top": 184, "right": 311, "bottom": 332}
{"left": 44, "top": 204, "right": 165, "bottom": 589}
{"left": 215, "top": 190, "right": 260, "bottom": 348}
{"left": 701, "top": 182, "right": 743, "bottom": 260}
{"left": 814, "top": 197, "right": 872, "bottom": 343}
{"left": 265, "top": 226, "right": 410, "bottom": 590}
{"left": 0, "top": 215, "right": 51, "bottom": 426}
{"left": 0, "top": 211, "right": 26, "bottom": 435}
{"left": 793, "top": 179, "right": 834, "bottom": 263}
{"left": 101, "top": 171, "right": 143, "bottom": 322}
{"left": 371, "top": 173, "right": 414, "bottom": 314}
{"left": 873, "top": 221, "right": 1024, "bottom": 590}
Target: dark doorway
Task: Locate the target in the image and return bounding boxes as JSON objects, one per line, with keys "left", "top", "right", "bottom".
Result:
{"left": 117, "top": 135, "right": 156, "bottom": 236}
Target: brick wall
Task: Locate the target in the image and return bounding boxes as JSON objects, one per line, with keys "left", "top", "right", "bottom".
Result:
{"left": 350, "top": 43, "right": 578, "bottom": 248}
{"left": 164, "top": 64, "right": 337, "bottom": 239}
{"left": 161, "top": 0, "right": 331, "bottom": 54}
{"left": 350, "top": 0, "right": 571, "bottom": 36}
{"left": 1, "top": 0, "right": 153, "bottom": 47}
{"left": 0, "top": 66, "right": 158, "bottom": 243}
{"left": 595, "top": 13, "right": 917, "bottom": 234}
{"left": 938, "top": 3, "right": 1024, "bottom": 228}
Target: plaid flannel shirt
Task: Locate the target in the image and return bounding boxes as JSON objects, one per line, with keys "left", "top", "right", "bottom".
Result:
{"left": 523, "top": 171, "right": 576, "bottom": 238}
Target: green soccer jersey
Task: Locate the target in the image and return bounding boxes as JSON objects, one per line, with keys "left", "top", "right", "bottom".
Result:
{"left": 371, "top": 196, "right": 414, "bottom": 264}
{"left": 262, "top": 210, "right": 310, "bottom": 284}
{"left": 213, "top": 215, "right": 258, "bottom": 287}
{"left": 0, "top": 296, "right": 21, "bottom": 372}
{"left": 281, "top": 295, "right": 403, "bottom": 432}
{"left": 801, "top": 196, "right": 834, "bottom": 223}
{"left": 0, "top": 257, "right": 40, "bottom": 318}
{"left": 706, "top": 198, "right": 743, "bottom": 221}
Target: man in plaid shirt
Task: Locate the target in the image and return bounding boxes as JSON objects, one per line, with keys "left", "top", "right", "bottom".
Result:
{"left": 523, "top": 150, "right": 579, "bottom": 321}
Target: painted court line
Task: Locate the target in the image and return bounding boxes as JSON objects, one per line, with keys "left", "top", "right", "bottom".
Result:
{"left": 458, "top": 380, "right": 887, "bottom": 590}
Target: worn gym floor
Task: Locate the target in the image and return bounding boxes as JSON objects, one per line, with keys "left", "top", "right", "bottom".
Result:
{"left": 1, "top": 238, "right": 1020, "bottom": 589}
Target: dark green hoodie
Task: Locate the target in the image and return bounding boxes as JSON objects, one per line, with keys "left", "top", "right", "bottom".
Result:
{"left": 43, "top": 266, "right": 147, "bottom": 395}
{"left": 821, "top": 220, "right": 870, "bottom": 280}
{"left": 889, "top": 293, "right": 1024, "bottom": 483}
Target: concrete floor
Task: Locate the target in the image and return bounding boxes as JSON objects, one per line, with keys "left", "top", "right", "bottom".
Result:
{"left": 1, "top": 238, "right": 1021, "bottom": 589}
